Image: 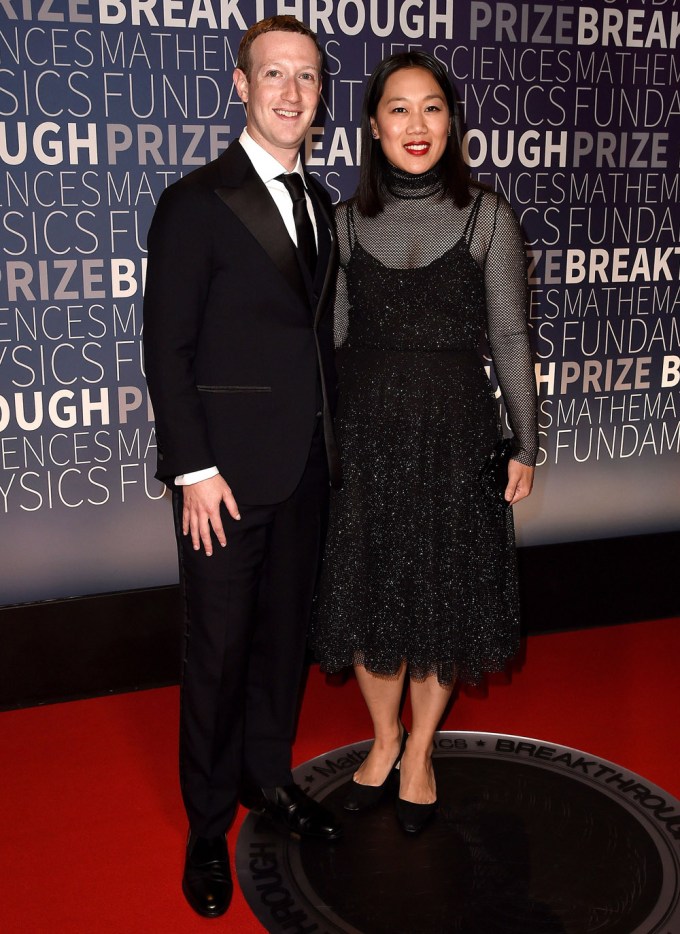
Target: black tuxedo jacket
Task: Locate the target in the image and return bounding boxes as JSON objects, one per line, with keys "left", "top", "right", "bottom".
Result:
{"left": 143, "top": 141, "right": 339, "bottom": 504}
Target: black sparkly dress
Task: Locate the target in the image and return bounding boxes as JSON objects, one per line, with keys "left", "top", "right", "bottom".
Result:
{"left": 313, "top": 166, "right": 538, "bottom": 685}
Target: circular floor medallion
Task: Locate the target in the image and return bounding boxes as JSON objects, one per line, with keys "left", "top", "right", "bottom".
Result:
{"left": 236, "top": 732, "right": 680, "bottom": 933}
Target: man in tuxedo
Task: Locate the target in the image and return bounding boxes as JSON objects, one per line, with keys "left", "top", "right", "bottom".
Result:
{"left": 143, "top": 16, "right": 342, "bottom": 919}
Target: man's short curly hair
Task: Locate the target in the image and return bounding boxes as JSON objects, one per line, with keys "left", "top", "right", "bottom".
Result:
{"left": 236, "top": 16, "right": 323, "bottom": 79}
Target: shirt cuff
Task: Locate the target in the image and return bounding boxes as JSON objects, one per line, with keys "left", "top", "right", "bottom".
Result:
{"left": 175, "top": 466, "right": 219, "bottom": 486}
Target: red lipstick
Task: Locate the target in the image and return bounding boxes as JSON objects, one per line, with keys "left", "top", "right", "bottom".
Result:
{"left": 404, "top": 140, "right": 431, "bottom": 156}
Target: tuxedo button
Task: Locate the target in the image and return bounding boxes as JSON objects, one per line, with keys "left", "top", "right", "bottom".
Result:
{"left": 316, "top": 411, "right": 322, "bottom": 417}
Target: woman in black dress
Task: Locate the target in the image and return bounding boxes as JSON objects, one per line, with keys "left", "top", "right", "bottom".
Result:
{"left": 313, "top": 52, "right": 538, "bottom": 833}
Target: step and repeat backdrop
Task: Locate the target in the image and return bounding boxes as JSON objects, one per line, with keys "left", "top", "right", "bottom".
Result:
{"left": 0, "top": 1, "right": 678, "bottom": 604}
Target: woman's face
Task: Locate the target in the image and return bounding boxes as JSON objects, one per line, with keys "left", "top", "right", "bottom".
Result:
{"left": 370, "top": 66, "right": 451, "bottom": 175}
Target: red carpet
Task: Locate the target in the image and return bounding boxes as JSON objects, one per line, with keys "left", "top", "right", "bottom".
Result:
{"left": 1, "top": 618, "right": 678, "bottom": 933}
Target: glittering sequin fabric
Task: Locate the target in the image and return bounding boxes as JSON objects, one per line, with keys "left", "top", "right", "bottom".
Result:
{"left": 313, "top": 166, "right": 538, "bottom": 686}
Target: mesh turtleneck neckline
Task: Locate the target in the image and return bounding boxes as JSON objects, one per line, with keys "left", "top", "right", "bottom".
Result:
{"left": 383, "top": 162, "right": 444, "bottom": 200}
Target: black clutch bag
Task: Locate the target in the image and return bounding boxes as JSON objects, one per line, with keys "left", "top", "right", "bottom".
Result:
{"left": 479, "top": 438, "right": 515, "bottom": 507}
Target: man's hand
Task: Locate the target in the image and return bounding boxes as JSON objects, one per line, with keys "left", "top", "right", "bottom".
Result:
{"left": 504, "top": 460, "right": 535, "bottom": 506}
{"left": 182, "top": 475, "right": 240, "bottom": 555}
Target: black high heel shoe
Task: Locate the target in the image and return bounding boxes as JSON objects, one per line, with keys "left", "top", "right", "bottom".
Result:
{"left": 395, "top": 796, "right": 438, "bottom": 835}
{"left": 343, "top": 726, "right": 408, "bottom": 813}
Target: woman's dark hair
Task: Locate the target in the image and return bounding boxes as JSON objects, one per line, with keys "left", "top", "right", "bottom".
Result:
{"left": 357, "top": 51, "right": 476, "bottom": 216}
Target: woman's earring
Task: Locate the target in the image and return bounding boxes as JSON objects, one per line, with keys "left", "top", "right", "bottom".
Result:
{"left": 372, "top": 132, "right": 379, "bottom": 140}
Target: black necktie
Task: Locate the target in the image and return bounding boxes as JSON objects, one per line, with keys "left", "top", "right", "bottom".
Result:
{"left": 277, "top": 173, "right": 317, "bottom": 274}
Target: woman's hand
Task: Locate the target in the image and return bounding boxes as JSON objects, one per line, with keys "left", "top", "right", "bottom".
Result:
{"left": 504, "top": 460, "right": 535, "bottom": 506}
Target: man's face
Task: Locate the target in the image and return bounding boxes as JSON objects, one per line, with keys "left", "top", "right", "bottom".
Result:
{"left": 233, "top": 31, "right": 322, "bottom": 169}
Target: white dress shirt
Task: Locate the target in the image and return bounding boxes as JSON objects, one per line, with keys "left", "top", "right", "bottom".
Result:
{"left": 175, "top": 129, "right": 317, "bottom": 487}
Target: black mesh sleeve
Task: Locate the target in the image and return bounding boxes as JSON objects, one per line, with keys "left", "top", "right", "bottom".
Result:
{"left": 481, "top": 195, "right": 538, "bottom": 467}
{"left": 333, "top": 201, "right": 352, "bottom": 349}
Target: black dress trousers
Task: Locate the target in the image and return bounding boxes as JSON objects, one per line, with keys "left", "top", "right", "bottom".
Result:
{"left": 172, "top": 421, "right": 328, "bottom": 838}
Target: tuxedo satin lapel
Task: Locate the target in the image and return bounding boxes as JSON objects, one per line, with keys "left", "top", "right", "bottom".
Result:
{"left": 214, "top": 145, "right": 308, "bottom": 304}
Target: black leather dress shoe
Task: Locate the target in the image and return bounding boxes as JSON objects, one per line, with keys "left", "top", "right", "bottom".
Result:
{"left": 182, "top": 832, "right": 233, "bottom": 918}
{"left": 244, "top": 784, "right": 343, "bottom": 841}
